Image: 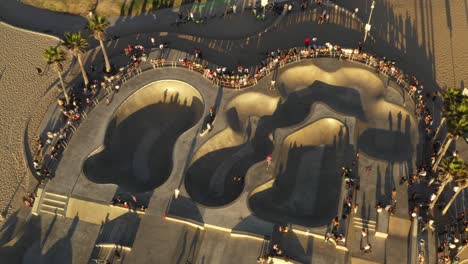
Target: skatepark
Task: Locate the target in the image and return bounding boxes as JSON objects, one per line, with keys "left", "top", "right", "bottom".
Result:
{"left": 58, "top": 57, "right": 418, "bottom": 235}
{"left": 3, "top": 0, "right": 465, "bottom": 261}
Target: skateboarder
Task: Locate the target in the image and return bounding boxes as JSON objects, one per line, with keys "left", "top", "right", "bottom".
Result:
{"left": 199, "top": 107, "right": 216, "bottom": 136}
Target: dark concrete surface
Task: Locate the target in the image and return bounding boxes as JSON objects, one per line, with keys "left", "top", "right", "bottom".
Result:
{"left": 83, "top": 80, "right": 204, "bottom": 193}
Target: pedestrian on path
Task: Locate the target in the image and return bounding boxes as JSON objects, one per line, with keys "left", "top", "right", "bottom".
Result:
{"left": 266, "top": 154, "right": 272, "bottom": 170}
{"left": 376, "top": 202, "right": 383, "bottom": 213}
{"left": 332, "top": 216, "right": 340, "bottom": 232}
{"left": 361, "top": 228, "right": 367, "bottom": 237}
{"left": 353, "top": 203, "right": 359, "bottom": 214}
{"left": 150, "top": 37, "right": 156, "bottom": 46}
{"left": 391, "top": 187, "right": 397, "bottom": 203}
{"left": 270, "top": 80, "right": 276, "bottom": 90}
{"left": 362, "top": 243, "right": 372, "bottom": 253}
{"left": 365, "top": 165, "right": 372, "bottom": 174}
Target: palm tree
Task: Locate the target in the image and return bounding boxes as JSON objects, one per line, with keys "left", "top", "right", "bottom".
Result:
{"left": 63, "top": 32, "right": 89, "bottom": 86}
{"left": 86, "top": 14, "right": 111, "bottom": 73}
{"left": 432, "top": 89, "right": 468, "bottom": 172}
{"left": 429, "top": 156, "right": 465, "bottom": 210}
{"left": 43, "top": 46, "right": 69, "bottom": 104}
{"left": 441, "top": 159, "right": 468, "bottom": 215}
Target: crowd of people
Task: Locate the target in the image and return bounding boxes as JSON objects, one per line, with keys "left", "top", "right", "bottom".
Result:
{"left": 110, "top": 194, "right": 146, "bottom": 212}
{"left": 22, "top": 192, "right": 36, "bottom": 208}
{"left": 434, "top": 213, "right": 467, "bottom": 263}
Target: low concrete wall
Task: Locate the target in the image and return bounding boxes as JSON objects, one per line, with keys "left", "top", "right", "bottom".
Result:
{"left": 66, "top": 196, "right": 144, "bottom": 224}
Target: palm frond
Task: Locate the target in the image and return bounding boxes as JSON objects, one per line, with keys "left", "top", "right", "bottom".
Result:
{"left": 443, "top": 88, "right": 468, "bottom": 136}
{"left": 63, "top": 32, "right": 88, "bottom": 57}
{"left": 86, "top": 14, "right": 109, "bottom": 41}
{"left": 43, "top": 46, "right": 66, "bottom": 69}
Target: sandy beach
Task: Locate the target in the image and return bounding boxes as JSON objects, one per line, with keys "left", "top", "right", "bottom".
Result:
{"left": 0, "top": 22, "right": 66, "bottom": 223}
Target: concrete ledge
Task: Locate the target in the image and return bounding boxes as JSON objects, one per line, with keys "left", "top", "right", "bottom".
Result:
{"left": 109, "top": 205, "right": 146, "bottom": 215}
{"left": 375, "top": 211, "right": 389, "bottom": 239}
{"left": 291, "top": 228, "right": 349, "bottom": 252}
{"left": 292, "top": 228, "right": 325, "bottom": 240}
{"left": 65, "top": 196, "right": 144, "bottom": 225}
{"left": 165, "top": 214, "right": 271, "bottom": 242}
{"left": 267, "top": 256, "right": 302, "bottom": 264}
{"left": 204, "top": 223, "right": 231, "bottom": 233}
{"left": 95, "top": 243, "right": 132, "bottom": 252}
{"left": 230, "top": 230, "right": 267, "bottom": 241}
{"left": 374, "top": 232, "right": 388, "bottom": 239}
{"left": 31, "top": 186, "right": 44, "bottom": 216}
{"left": 164, "top": 215, "right": 205, "bottom": 230}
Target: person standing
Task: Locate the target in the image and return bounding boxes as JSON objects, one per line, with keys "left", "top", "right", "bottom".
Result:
{"left": 266, "top": 154, "right": 272, "bottom": 170}
{"left": 150, "top": 37, "right": 156, "bottom": 46}
{"left": 305, "top": 37, "right": 311, "bottom": 48}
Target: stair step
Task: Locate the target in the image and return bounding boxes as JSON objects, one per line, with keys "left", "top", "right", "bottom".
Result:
{"left": 353, "top": 222, "right": 377, "bottom": 228}
{"left": 353, "top": 217, "right": 377, "bottom": 231}
{"left": 353, "top": 217, "right": 377, "bottom": 225}
{"left": 354, "top": 223, "right": 376, "bottom": 231}
{"left": 44, "top": 192, "right": 68, "bottom": 200}
{"left": 42, "top": 197, "right": 67, "bottom": 207}
{"left": 41, "top": 204, "right": 65, "bottom": 211}
{"left": 40, "top": 206, "right": 65, "bottom": 216}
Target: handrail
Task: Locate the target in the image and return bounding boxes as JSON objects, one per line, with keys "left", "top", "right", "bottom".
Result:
{"left": 34, "top": 44, "right": 424, "bottom": 199}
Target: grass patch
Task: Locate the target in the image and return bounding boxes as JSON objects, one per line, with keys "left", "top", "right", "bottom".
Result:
{"left": 21, "top": 0, "right": 211, "bottom": 17}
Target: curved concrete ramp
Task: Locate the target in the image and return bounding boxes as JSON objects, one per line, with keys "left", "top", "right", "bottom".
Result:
{"left": 185, "top": 93, "right": 280, "bottom": 207}
{"left": 249, "top": 118, "right": 349, "bottom": 227}
{"left": 278, "top": 62, "right": 385, "bottom": 100}
{"left": 225, "top": 92, "right": 280, "bottom": 132}
{"left": 277, "top": 61, "right": 419, "bottom": 159}
{"left": 83, "top": 80, "right": 204, "bottom": 193}
{"left": 185, "top": 127, "right": 247, "bottom": 206}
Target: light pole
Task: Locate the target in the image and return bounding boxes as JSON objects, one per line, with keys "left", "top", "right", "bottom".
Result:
{"left": 363, "top": 1, "right": 376, "bottom": 43}
{"left": 261, "top": 0, "right": 267, "bottom": 19}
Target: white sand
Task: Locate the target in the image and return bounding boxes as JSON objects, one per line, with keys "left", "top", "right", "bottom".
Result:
{"left": 0, "top": 23, "right": 67, "bottom": 224}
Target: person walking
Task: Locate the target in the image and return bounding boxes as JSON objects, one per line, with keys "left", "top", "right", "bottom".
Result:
{"left": 150, "top": 37, "right": 156, "bottom": 46}
{"left": 270, "top": 80, "right": 276, "bottom": 90}
{"left": 362, "top": 243, "right": 371, "bottom": 253}
{"left": 391, "top": 187, "right": 397, "bottom": 203}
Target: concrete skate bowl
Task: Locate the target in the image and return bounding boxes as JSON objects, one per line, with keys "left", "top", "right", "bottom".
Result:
{"left": 83, "top": 80, "right": 204, "bottom": 193}
{"left": 248, "top": 118, "right": 350, "bottom": 227}
{"left": 277, "top": 61, "right": 419, "bottom": 160}
{"left": 185, "top": 93, "right": 280, "bottom": 207}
